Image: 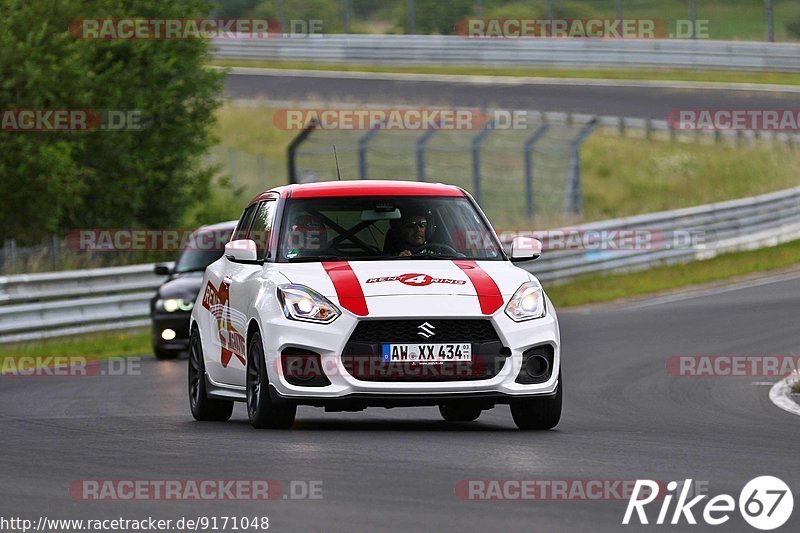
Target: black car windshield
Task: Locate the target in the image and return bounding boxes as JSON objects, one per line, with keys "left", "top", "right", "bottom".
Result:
{"left": 174, "top": 229, "right": 231, "bottom": 273}
{"left": 278, "top": 196, "right": 503, "bottom": 262}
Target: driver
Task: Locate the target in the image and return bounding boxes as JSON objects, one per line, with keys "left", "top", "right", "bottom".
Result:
{"left": 394, "top": 212, "right": 428, "bottom": 257}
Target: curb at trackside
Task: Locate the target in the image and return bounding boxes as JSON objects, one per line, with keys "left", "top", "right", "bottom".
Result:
{"left": 769, "top": 374, "right": 800, "bottom": 417}
{"left": 213, "top": 66, "right": 800, "bottom": 94}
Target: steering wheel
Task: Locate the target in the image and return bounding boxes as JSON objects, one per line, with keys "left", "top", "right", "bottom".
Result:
{"left": 411, "top": 243, "right": 464, "bottom": 257}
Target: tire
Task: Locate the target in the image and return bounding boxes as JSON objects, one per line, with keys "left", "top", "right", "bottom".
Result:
{"left": 510, "top": 372, "right": 562, "bottom": 430}
{"left": 188, "top": 327, "right": 234, "bottom": 421}
{"left": 246, "top": 331, "right": 296, "bottom": 429}
{"left": 154, "top": 346, "right": 179, "bottom": 360}
{"left": 439, "top": 404, "right": 482, "bottom": 422}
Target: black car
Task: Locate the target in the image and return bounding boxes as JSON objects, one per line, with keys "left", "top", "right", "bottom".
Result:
{"left": 150, "top": 221, "right": 237, "bottom": 359}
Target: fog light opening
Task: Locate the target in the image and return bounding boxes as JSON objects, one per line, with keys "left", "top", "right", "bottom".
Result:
{"left": 161, "top": 329, "right": 177, "bottom": 341}
{"left": 524, "top": 354, "right": 549, "bottom": 379}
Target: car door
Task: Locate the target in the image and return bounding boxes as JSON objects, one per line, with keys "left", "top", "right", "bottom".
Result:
{"left": 217, "top": 199, "right": 278, "bottom": 387}
{"left": 201, "top": 203, "right": 259, "bottom": 386}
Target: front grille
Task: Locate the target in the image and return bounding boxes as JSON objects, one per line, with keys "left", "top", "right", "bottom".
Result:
{"left": 348, "top": 319, "right": 500, "bottom": 343}
{"left": 342, "top": 319, "right": 507, "bottom": 382}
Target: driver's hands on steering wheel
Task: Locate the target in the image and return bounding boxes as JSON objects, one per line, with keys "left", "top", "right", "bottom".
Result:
{"left": 398, "top": 250, "right": 413, "bottom": 257}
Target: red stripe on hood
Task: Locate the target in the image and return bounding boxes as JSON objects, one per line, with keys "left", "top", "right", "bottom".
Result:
{"left": 322, "top": 262, "right": 369, "bottom": 316}
{"left": 453, "top": 260, "right": 504, "bottom": 315}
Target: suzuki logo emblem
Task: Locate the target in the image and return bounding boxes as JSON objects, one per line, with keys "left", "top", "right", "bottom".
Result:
{"left": 417, "top": 322, "right": 436, "bottom": 338}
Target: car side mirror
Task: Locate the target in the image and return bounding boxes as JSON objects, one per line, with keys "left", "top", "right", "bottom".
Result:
{"left": 225, "top": 239, "right": 259, "bottom": 263}
{"left": 154, "top": 264, "right": 171, "bottom": 276}
{"left": 509, "top": 236, "right": 542, "bottom": 262}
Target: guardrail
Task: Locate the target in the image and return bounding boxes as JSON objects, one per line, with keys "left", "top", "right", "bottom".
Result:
{"left": 1, "top": 185, "right": 799, "bottom": 342}
{"left": 0, "top": 263, "right": 170, "bottom": 343}
{"left": 213, "top": 35, "right": 800, "bottom": 72}
{"left": 520, "top": 186, "right": 800, "bottom": 283}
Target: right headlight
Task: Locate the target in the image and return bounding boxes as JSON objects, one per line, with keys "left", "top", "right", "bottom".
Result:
{"left": 505, "top": 281, "right": 546, "bottom": 322}
{"left": 277, "top": 284, "right": 341, "bottom": 324}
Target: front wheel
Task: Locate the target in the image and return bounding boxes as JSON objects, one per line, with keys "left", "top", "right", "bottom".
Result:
{"left": 246, "top": 331, "right": 296, "bottom": 429}
{"left": 188, "top": 327, "right": 234, "bottom": 421}
{"left": 510, "top": 372, "right": 562, "bottom": 430}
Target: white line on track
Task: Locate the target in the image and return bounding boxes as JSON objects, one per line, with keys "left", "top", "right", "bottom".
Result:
{"left": 621, "top": 270, "right": 800, "bottom": 310}
{"left": 216, "top": 66, "right": 800, "bottom": 94}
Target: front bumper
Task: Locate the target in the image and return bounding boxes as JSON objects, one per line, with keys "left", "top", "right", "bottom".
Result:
{"left": 151, "top": 312, "right": 191, "bottom": 351}
{"left": 262, "top": 303, "right": 560, "bottom": 401}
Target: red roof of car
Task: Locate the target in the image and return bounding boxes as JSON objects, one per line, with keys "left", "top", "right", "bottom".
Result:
{"left": 249, "top": 180, "right": 464, "bottom": 205}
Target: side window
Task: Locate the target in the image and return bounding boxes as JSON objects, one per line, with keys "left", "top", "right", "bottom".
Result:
{"left": 233, "top": 204, "right": 257, "bottom": 241}
{"left": 248, "top": 201, "right": 276, "bottom": 259}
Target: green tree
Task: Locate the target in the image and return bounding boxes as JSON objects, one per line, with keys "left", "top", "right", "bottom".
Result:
{"left": 0, "top": 0, "right": 222, "bottom": 244}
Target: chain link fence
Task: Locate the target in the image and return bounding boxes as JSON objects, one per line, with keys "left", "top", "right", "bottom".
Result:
{"left": 287, "top": 113, "right": 597, "bottom": 229}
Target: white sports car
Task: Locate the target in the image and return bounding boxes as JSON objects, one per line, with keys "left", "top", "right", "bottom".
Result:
{"left": 189, "top": 181, "right": 561, "bottom": 430}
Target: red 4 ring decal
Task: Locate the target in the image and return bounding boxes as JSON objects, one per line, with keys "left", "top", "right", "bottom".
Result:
{"left": 365, "top": 273, "right": 467, "bottom": 287}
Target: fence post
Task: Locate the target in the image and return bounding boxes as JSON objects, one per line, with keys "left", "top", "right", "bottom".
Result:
{"left": 257, "top": 155, "right": 266, "bottom": 190}
{"left": 276, "top": 0, "right": 287, "bottom": 34}
{"left": 4, "top": 239, "right": 16, "bottom": 272}
{"left": 406, "top": 0, "right": 416, "bottom": 34}
{"left": 471, "top": 121, "right": 494, "bottom": 206}
{"left": 765, "top": 0, "right": 774, "bottom": 42}
{"left": 286, "top": 119, "right": 318, "bottom": 184}
{"left": 358, "top": 124, "right": 382, "bottom": 180}
{"left": 416, "top": 124, "right": 439, "bottom": 182}
{"left": 341, "top": 0, "right": 351, "bottom": 33}
{"left": 227, "top": 148, "right": 237, "bottom": 185}
{"left": 51, "top": 234, "right": 59, "bottom": 271}
{"left": 523, "top": 123, "right": 550, "bottom": 219}
{"left": 567, "top": 118, "right": 598, "bottom": 216}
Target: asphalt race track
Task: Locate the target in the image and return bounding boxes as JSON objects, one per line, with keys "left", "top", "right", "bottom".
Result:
{"left": 1, "top": 272, "right": 798, "bottom": 532}
{"left": 225, "top": 71, "right": 800, "bottom": 119}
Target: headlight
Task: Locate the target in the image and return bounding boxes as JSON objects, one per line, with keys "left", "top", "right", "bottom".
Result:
{"left": 157, "top": 298, "right": 194, "bottom": 313}
{"left": 505, "top": 281, "right": 546, "bottom": 322}
{"left": 278, "top": 284, "right": 340, "bottom": 324}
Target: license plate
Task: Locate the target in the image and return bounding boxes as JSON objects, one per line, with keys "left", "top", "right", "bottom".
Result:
{"left": 381, "top": 343, "right": 472, "bottom": 363}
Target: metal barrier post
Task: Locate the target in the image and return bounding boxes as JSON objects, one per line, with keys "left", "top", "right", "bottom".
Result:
{"left": 471, "top": 121, "right": 494, "bottom": 206}
{"left": 286, "top": 119, "right": 318, "bottom": 184}
{"left": 257, "top": 155, "right": 266, "bottom": 189}
{"left": 415, "top": 124, "right": 439, "bottom": 182}
{"left": 567, "top": 118, "right": 598, "bottom": 216}
{"left": 358, "top": 124, "right": 382, "bottom": 180}
{"left": 523, "top": 123, "right": 550, "bottom": 218}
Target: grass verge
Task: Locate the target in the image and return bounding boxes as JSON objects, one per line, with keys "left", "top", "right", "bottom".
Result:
{"left": 211, "top": 59, "right": 800, "bottom": 87}
{"left": 546, "top": 239, "right": 800, "bottom": 307}
{"left": 1, "top": 327, "right": 151, "bottom": 361}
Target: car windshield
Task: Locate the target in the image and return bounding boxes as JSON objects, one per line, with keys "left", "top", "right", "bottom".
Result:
{"left": 278, "top": 196, "right": 503, "bottom": 262}
{"left": 174, "top": 229, "right": 232, "bottom": 273}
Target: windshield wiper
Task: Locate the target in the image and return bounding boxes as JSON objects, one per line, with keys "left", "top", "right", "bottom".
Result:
{"left": 286, "top": 255, "right": 351, "bottom": 263}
